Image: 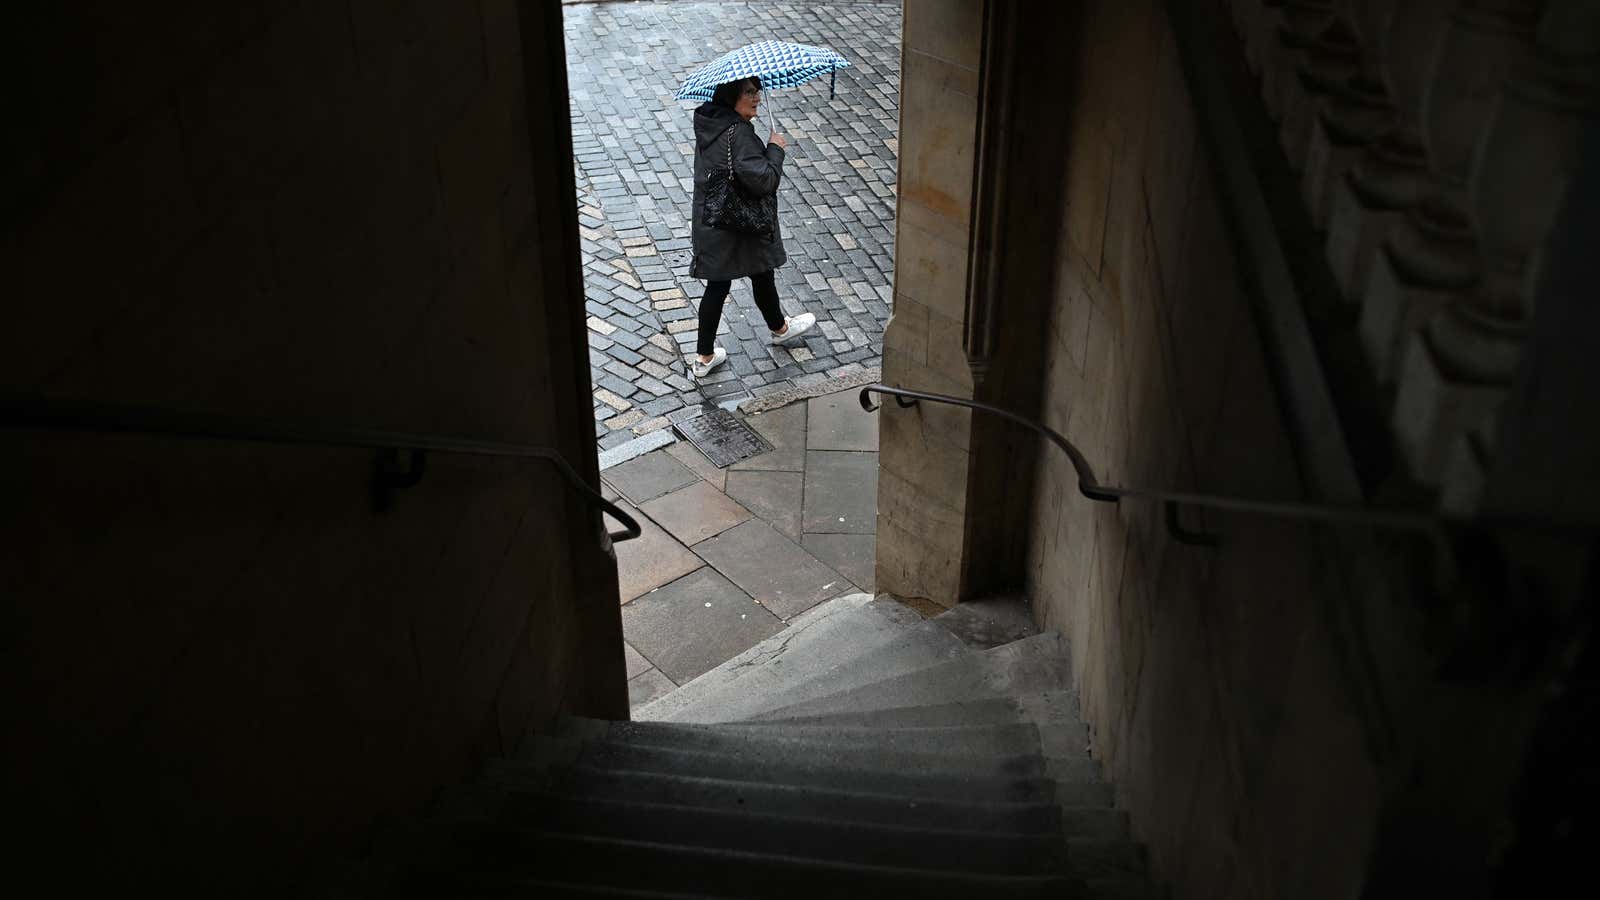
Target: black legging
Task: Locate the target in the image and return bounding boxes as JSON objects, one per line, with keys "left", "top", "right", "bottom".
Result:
{"left": 696, "top": 270, "right": 786, "bottom": 357}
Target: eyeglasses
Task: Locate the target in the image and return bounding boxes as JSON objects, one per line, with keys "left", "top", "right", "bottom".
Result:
{"left": 741, "top": 87, "right": 761, "bottom": 97}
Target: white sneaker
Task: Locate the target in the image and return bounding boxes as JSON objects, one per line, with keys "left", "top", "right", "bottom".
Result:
{"left": 691, "top": 347, "right": 727, "bottom": 378}
{"left": 770, "top": 313, "right": 817, "bottom": 346}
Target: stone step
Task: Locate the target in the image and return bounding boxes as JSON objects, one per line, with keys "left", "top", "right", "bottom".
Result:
{"left": 724, "top": 691, "right": 1085, "bottom": 732}
{"left": 566, "top": 718, "right": 1048, "bottom": 760}
{"left": 427, "top": 830, "right": 1077, "bottom": 899}
{"left": 484, "top": 765, "right": 1067, "bottom": 834}
{"left": 634, "top": 594, "right": 912, "bottom": 722}
{"left": 506, "top": 740, "right": 1057, "bottom": 803}
{"left": 1046, "top": 754, "right": 1103, "bottom": 784}
{"left": 1059, "top": 806, "right": 1132, "bottom": 841}
{"left": 1083, "top": 875, "right": 1169, "bottom": 899}
{"left": 394, "top": 795, "right": 1146, "bottom": 899}
{"left": 747, "top": 632, "right": 1073, "bottom": 722}
{"left": 930, "top": 596, "right": 1041, "bottom": 649}
{"left": 494, "top": 743, "right": 1113, "bottom": 813}
{"left": 1067, "top": 838, "right": 1148, "bottom": 880}
{"left": 487, "top": 881, "right": 721, "bottom": 899}
{"left": 676, "top": 616, "right": 972, "bottom": 723}
{"left": 1057, "top": 777, "right": 1117, "bottom": 807}
{"left": 480, "top": 791, "right": 1071, "bottom": 874}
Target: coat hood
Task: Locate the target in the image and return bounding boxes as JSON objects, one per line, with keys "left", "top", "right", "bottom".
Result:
{"left": 694, "top": 102, "right": 743, "bottom": 150}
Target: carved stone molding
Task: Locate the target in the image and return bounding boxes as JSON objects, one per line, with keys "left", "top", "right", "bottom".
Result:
{"left": 962, "top": 0, "right": 1017, "bottom": 385}
{"left": 1229, "top": 0, "right": 1598, "bottom": 506}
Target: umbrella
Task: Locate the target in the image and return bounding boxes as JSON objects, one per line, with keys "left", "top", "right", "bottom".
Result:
{"left": 674, "top": 39, "right": 851, "bottom": 110}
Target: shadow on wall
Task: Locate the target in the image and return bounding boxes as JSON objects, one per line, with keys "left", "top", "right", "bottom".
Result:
{"left": 3, "top": 1, "right": 624, "bottom": 892}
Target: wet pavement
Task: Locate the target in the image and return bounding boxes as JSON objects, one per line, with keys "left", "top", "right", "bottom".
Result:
{"left": 562, "top": 0, "right": 901, "bottom": 457}
{"left": 601, "top": 387, "right": 880, "bottom": 709}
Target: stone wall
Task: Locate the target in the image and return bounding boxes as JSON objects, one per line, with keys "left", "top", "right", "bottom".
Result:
{"left": 1021, "top": 0, "right": 1381, "bottom": 895}
{"left": 874, "top": 0, "right": 984, "bottom": 604}
{"left": 1, "top": 1, "right": 624, "bottom": 891}
{"left": 872, "top": 0, "right": 1593, "bottom": 894}
{"left": 1018, "top": 1, "right": 1593, "bottom": 897}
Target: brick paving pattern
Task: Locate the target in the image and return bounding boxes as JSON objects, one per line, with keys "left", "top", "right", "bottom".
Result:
{"left": 563, "top": 1, "right": 901, "bottom": 451}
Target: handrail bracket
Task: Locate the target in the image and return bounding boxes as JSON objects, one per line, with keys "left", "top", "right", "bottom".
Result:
{"left": 372, "top": 448, "right": 428, "bottom": 512}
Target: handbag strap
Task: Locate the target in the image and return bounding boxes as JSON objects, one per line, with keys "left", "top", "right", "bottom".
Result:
{"left": 722, "top": 123, "right": 738, "bottom": 172}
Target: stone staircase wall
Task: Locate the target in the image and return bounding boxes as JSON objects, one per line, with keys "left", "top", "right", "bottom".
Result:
{"left": 2, "top": 2, "right": 623, "bottom": 893}
{"left": 1016, "top": 1, "right": 1596, "bottom": 898}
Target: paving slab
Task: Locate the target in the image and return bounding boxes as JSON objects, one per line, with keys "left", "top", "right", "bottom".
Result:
{"left": 605, "top": 449, "right": 699, "bottom": 505}
{"left": 666, "top": 435, "right": 728, "bottom": 492}
{"left": 641, "top": 480, "right": 753, "bottom": 546}
{"left": 614, "top": 500, "right": 702, "bottom": 603}
{"left": 707, "top": 617, "right": 972, "bottom": 724}
{"left": 802, "top": 450, "right": 879, "bottom": 534}
{"left": 635, "top": 593, "right": 877, "bottom": 722}
{"left": 628, "top": 667, "right": 678, "bottom": 710}
{"left": 694, "top": 519, "right": 851, "bottom": 620}
{"left": 729, "top": 400, "right": 806, "bottom": 472}
{"left": 620, "top": 567, "right": 786, "bottom": 684}
{"left": 802, "top": 533, "right": 876, "bottom": 592}
{"left": 806, "top": 392, "right": 880, "bottom": 451}
{"left": 724, "top": 470, "right": 805, "bottom": 540}
{"left": 624, "top": 641, "right": 654, "bottom": 680}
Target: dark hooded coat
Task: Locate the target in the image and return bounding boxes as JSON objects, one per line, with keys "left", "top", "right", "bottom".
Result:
{"left": 689, "top": 101, "right": 787, "bottom": 280}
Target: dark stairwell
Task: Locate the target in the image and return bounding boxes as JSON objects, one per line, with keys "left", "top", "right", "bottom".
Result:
{"left": 321, "top": 596, "right": 1161, "bottom": 899}
{"left": 6, "top": 2, "right": 1597, "bottom": 899}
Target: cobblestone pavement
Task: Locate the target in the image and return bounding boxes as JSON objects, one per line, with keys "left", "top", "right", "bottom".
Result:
{"left": 563, "top": 1, "right": 901, "bottom": 454}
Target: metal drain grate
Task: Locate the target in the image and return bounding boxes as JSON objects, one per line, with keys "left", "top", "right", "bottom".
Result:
{"left": 673, "top": 408, "right": 773, "bottom": 468}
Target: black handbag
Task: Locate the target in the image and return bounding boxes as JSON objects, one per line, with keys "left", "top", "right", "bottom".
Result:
{"left": 703, "top": 124, "right": 776, "bottom": 238}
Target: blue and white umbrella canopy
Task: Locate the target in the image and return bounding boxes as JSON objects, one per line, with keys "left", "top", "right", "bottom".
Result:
{"left": 674, "top": 40, "right": 851, "bottom": 103}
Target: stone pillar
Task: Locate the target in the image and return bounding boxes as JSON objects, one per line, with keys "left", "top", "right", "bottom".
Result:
{"left": 875, "top": 0, "right": 985, "bottom": 606}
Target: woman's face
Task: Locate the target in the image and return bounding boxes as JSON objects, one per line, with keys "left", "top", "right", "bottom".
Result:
{"left": 734, "top": 82, "right": 760, "bottom": 121}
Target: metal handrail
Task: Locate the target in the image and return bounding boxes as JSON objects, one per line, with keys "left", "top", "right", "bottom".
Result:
{"left": 858, "top": 384, "right": 1530, "bottom": 544}
{"left": 1, "top": 394, "right": 642, "bottom": 543}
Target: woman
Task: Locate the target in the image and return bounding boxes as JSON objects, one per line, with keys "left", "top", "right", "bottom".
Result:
{"left": 688, "top": 75, "right": 816, "bottom": 378}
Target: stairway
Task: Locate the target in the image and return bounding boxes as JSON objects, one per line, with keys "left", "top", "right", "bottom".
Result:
{"left": 341, "top": 594, "right": 1161, "bottom": 898}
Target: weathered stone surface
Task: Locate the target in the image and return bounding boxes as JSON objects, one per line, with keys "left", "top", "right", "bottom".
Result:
{"left": 801, "top": 533, "right": 877, "bottom": 593}
{"left": 627, "top": 667, "right": 678, "bottom": 710}
{"left": 730, "top": 403, "right": 807, "bottom": 472}
{"left": 641, "top": 480, "right": 753, "bottom": 547}
{"left": 605, "top": 449, "right": 699, "bottom": 505}
{"left": 634, "top": 593, "right": 877, "bottom": 722}
{"left": 666, "top": 436, "right": 729, "bottom": 492}
{"left": 932, "top": 597, "right": 1040, "bottom": 650}
{"left": 806, "top": 392, "right": 880, "bottom": 451}
{"left": 736, "top": 368, "right": 883, "bottom": 415}
{"left": 724, "top": 470, "right": 805, "bottom": 540}
{"left": 597, "top": 429, "right": 677, "bottom": 470}
{"left": 623, "top": 641, "right": 653, "bottom": 681}
{"left": 694, "top": 520, "right": 851, "bottom": 620}
{"left": 613, "top": 500, "right": 702, "bottom": 604}
{"left": 872, "top": 4, "right": 983, "bottom": 607}
{"left": 802, "top": 451, "right": 879, "bottom": 535}
{"left": 620, "top": 567, "right": 785, "bottom": 684}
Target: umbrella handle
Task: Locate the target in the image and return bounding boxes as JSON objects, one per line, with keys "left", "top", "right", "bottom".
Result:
{"left": 766, "top": 94, "right": 786, "bottom": 153}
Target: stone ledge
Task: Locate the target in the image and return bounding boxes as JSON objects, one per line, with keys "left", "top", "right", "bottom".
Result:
{"left": 598, "top": 429, "right": 675, "bottom": 470}
{"left": 736, "top": 368, "right": 882, "bottom": 415}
